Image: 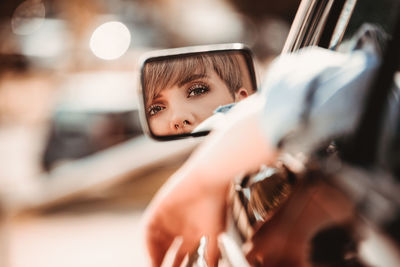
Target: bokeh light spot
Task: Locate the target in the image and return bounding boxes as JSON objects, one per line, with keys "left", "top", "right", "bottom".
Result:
{"left": 90, "top": 21, "right": 131, "bottom": 60}
{"left": 11, "top": 0, "right": 46, "bottom": 35}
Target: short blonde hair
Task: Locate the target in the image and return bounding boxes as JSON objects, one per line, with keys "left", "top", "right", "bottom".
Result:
{"left": 143, "top": 53, "right": 243, "bottom": 107}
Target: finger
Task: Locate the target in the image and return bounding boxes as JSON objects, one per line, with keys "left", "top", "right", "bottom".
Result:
{"left": 145, "top": 219, "right": 173, "bottom": 266}
{"left": 173, "top": 239, "right": 199, "bottom": 267}
{"left": 161, "top": 236, "right": 183, "bottom": 267}
{"left": 205, "top": 235, "right": 221, "bottom": 266}
{"left": 179, "top": 253, "right": 189, "bottom": 267}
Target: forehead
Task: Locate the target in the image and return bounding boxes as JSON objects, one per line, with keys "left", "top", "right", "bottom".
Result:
{"left": 154, "top": 55, "right": 212, "bottom": 90}
{"left": 144, "top": 55, "right": 214, "bottom": 104}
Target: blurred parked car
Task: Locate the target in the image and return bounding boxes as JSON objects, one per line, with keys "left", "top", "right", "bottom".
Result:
{"left": 41, "top": 72, "right": 143, "bottom": 171}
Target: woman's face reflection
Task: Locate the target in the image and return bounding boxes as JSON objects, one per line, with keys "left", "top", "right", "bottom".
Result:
{"left": 147, "top": 69, "right": 237, "bottom": 135}
{"left": 144, "top": 52, "right": 253, "bottom": 136}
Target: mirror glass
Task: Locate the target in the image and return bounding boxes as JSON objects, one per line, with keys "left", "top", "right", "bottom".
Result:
{"left": 140, "top": 47, "right": 257, "bottom": 140}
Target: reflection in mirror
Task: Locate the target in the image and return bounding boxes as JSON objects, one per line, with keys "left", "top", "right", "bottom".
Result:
{"left": 140, "top": 46, "right": 257, "bottom": 139}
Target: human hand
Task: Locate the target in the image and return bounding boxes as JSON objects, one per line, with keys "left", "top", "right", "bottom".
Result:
{"left": 143, "top": 171, "right": 230, "bottom": 267}
{"left": 143, "top": 96, "right": 277, "bottom": 266}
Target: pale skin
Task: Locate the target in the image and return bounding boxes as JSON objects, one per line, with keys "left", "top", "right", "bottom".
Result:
{"left": 142, "top": 95, "right": 277, "bottom": 266}
{"left": 143, "top": 95, "right": 357, "bottom": 266}
{"left": 141, "top": 47, "right": 372, "bottom": 266}
{"left": 147, "top": 69, "right": 248, "bottom": 136}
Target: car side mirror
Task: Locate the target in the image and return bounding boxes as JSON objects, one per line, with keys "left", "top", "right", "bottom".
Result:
{"left": 138, "top": 43, "right": 257, "bottom": 141}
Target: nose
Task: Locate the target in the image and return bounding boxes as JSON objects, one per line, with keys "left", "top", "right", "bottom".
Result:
{"left": 169, "top": 109, "right": 195, "bottom": 133}
{"left": 173, "top": 119, "right": 190, "bottom": 131}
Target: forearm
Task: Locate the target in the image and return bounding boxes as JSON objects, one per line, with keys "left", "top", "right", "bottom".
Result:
{"left": 164, "top": 97, "right": 277, "bottom": 195}
{"left": 144, "top": 99, "right": 277, "bottom": 266}
{"left": 146, "top": 101, "right": 276, "bottom": 223}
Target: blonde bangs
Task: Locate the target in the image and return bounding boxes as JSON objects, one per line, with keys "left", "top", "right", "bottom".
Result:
{"left": 144, "top": 56, "right": 210, "bottom": 107}
{"left": 143, "top": 53, "right": 243, "bottom": 107}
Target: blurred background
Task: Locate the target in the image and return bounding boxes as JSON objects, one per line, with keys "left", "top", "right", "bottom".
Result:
{"left": 0, "top": 0, "right": 300, "bottom": 266}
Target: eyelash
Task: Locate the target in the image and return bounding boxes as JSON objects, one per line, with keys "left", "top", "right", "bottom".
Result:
{"left": 148, "top": 104, "right": 165, "bottom": 116}
{"left": 187, "top": 83, "right": 210, "bottom": 98}
{"left": 147, "top": 83, "right": 209, "bottom": 116}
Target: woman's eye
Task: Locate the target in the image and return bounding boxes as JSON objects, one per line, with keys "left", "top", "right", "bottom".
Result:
{"left": 187, "top": 84, "right": 209, "bottom": 98}
{"left": 148, "top": 105, "right": 165, "bottom": 116}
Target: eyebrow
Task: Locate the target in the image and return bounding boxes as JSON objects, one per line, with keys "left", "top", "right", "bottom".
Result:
{"left": 150, "top": 73, "right": 209, "bottom": 104}
{"left": 177, "top": 73, "right": 208, "bottom": 87}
